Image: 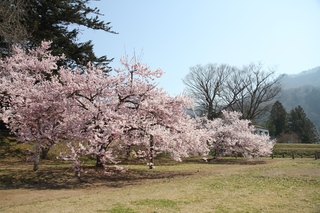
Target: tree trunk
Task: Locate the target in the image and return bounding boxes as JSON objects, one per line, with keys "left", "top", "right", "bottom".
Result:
{"left": 125, "top": 145, "right": 131, "bottom": 160}
{"left": 33, "top": 143, "right": 40, "bottom": 171}
{"left": 96, "top": 156, "right": 104, "bottom": 167}
{"left": 41, "top": 146, "right": 50, "bottom": 159}
{"left": 213, "top": 147, "right": 219, "bottom": 159}
{"left": 149, "top": 135, "right": 154, "bottom": 169}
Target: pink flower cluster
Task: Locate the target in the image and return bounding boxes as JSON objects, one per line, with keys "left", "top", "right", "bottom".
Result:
{"left": 0, "top": 42, "right": 275, "bottom": 175}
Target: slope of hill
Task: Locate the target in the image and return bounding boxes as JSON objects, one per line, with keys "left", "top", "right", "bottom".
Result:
{"left": 278, "top": 66, "right": 320, "bottom": 132}
{"left": 280, "top": 66, "right": 320, "bottom": 89}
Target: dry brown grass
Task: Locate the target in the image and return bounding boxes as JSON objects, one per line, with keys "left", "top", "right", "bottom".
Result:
{"left": 0, "top": 158, "right": 320, "bottom": 213}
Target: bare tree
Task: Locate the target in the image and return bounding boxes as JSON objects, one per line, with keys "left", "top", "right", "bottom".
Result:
{"left": 183, "top": 64, "right": 243, "bottom": 120}
{"left": 231, "top": 63, "right": 282, "bottom": 120}
{"left": 0, "top": 0, "right": 29, "bottom": 57}
{"left": 183, "top": 63, "right": 281, "bottom": 121}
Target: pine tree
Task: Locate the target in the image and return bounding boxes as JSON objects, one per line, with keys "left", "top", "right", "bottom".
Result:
{"left": 288, "top": 105, "right": 319, "bottom": 143}
{"left": 267, "top": 101, "right": 287, "bottom": 137}
{"left": 0, "top": 0, "right": 116, "bottom": 71}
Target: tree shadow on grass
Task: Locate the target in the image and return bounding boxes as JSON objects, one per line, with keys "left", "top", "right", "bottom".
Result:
{"left": 0, "top": 157, "right": 268, "bottom": 190}
{"left": 0, "top": 161, "right": 193, "bottom": 190}
{"left": 183, "top": 157, "right": 268, "bottom": 165}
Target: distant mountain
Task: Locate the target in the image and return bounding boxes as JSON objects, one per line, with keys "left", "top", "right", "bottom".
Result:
{"left": 280, "top": 66, "right": 320, "bottom": 89}
{"left": 277, "top": 66, "right": 320, "bottom": 132}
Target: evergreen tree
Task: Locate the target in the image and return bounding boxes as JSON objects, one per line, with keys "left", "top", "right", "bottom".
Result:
{"left": 267, "top": 101, "right": 287, "bottom": 137}
{"left": 288, "top": 105, "right": 319, "bottom": 143}
{"left": 0, "top": 0, "right": 116, "bottom": 71}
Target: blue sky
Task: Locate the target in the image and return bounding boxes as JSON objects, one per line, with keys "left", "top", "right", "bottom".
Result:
{"left": 80, "top": 0, "right": 320, "bottom": 95}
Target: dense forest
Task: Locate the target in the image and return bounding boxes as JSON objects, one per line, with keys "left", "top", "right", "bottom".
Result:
{"left": 278, "top": 67, "right": 320, "bottom": 133}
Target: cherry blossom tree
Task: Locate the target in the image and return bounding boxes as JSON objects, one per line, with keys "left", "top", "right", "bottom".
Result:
{"left": 114, "top": 85, "right": 209, "bottom": 169}
{"left": 56, "top": 62, "right": 123, "bottom": 171}
{"left": 1, "top": 41, "right": 273, "bottom": 176}
{"left": 0, "top": 42, "right": 72, "bottom": 170}
{"left": 204, "top": 110, "right": 275, "bottom": 159}
{"left": 63, "top": 57, "right": 209, "bottom": 171}
{"left": 117, "top": 58, "right": 211, "bottom": 168}
{"left": 0, "top": 42, "right": 210, "bottom": 175}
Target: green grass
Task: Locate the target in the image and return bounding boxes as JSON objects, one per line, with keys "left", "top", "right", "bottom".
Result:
{"left": 1, "top": 158, "right": 320, "bottom": 213}
{"left": 1, "top": 133, "right": 320, "bottom": 212}
{"left": 134, "top": 199, "right": 179, "bottom": 210}
{"left": 101, "top": 204, "right": 137, "bottom": 213}
{"left": 273, "top": 143, "right": 320, "bottom": 158}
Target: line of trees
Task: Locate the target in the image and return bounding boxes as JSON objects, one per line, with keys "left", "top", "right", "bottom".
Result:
{"left": 0, "top": 1, "right": 276, "bottom": 176}
{"left": 267, "top": 101, "right": 319, "bottom": 143}
{"left": 0, "top": 42, "right": 275, "bottom": 175}
{"left": 183, "top": 63, "right": 319, "bottom": 144}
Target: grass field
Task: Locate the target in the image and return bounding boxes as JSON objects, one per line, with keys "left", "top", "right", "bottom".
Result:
{"left": 0, "top": 157, "right": 320, "bottom": 213}
{"left": 273, "top": 143, "right": 320, "bottom": 158}
{"left": 1, "top": 133, "right": 320, "bottom": 212}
